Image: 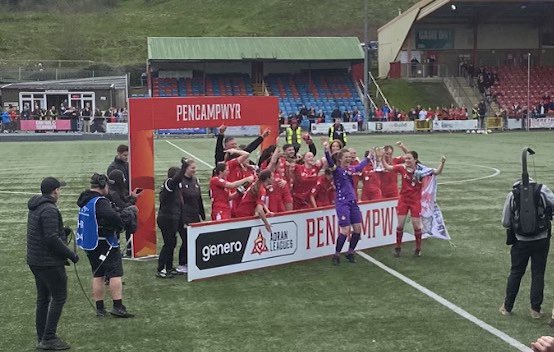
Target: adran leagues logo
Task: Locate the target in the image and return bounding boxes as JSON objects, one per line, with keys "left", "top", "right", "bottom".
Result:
{"left": 251, "top": 231, "right": 269, "bottom": 255}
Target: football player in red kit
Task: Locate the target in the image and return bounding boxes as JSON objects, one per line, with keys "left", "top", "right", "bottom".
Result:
{"left": 379, "top": 142, "right": 409, "bottom": 198}
{"left": 360, "top": 149, "right": 382, "bottom": 201}
{"left": 291, "top": 152, "right": 323, "bottom": 210}
{"left": 209, "top": 162, "right": 254, "bottom": 220}
{"left": 309, "top": 168, "right": 335, "bottom": 208}
{"left": 381, "top": 150, "right": 446, "bottom": 257}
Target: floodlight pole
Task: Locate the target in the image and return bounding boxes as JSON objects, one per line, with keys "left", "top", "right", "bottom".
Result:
{"left": 527, "top": 52, "right": 531, "bottom": 131}
{"left": 363, "top": 0, "right": 369, "bottom": 120}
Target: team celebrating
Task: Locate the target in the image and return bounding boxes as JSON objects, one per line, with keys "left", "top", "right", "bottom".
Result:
{"left": 155, "top": 124, "right": 447, "bottom": 277}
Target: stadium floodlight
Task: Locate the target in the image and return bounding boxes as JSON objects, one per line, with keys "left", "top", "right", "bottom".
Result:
{"left": 451, "top": 4, "right": 456, "bottom": 10}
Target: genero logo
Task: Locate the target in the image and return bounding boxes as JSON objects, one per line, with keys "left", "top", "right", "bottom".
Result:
{"left": 195, "top": 227, "right": 250, "bottom": 270}
{"left": 242, "top": 221, "right": 298, "bottom": 262}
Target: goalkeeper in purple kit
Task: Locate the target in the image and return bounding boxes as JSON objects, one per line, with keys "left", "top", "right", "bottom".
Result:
{"left": 324, "top": 141, "right": 370, "bottom": 265}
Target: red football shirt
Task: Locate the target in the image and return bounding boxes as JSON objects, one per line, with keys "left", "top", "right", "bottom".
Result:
{"left": 209, "top": 176, "right": 230, "bottom": 212}
{"left": 380, "top": 156, "right": 404, "bottom": 197}
{"left": 350, "top": 159, "right": 361, "bottom": 199}
{"left": 292, "top": 164, "right": 321, "bottom": 209}
{"left": 266, "top": 178, "right": 292, "bottom": 213}
{"left": 310, "top": 175, "right": 335, "bottom": 207}
{"left": 393, "top": 164, "right": 423, "bottom": 201}
{"left": 361, "top": 164, "right": 382, "bottom": 201}
{"left": 234, "top": 184, "right": 267, "bottom": 218}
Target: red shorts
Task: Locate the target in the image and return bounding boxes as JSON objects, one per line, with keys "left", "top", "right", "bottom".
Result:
{"left": 211, "top": 208, "right": 232, "bottom": 221}
{"left": 381, "top": 189, "right": 398, "bottom": 198}
{"left": 396, "top": 198, "right": 421, "bottom": 217}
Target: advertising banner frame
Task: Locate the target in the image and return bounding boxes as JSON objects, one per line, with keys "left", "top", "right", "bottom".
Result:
{"left": 367, "top": 121, "right": 414, "bottom": 132}
{"left": 187, "top": 198, "right": 409, "bottom": 281}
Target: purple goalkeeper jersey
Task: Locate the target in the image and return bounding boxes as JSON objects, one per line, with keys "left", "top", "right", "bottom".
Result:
{"left": 325, "top": 151, "right": 368, "bottom": 203}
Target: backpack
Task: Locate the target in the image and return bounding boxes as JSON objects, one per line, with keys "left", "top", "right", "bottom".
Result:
{"left": 511, "top": 183, "right": 552, "bottom": 237}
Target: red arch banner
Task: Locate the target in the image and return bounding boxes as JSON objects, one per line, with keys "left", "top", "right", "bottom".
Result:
{"left": 128, "top": 96, "right": 279, "bottom": 257}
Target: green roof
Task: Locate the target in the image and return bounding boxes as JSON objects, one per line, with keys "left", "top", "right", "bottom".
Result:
{"left": 147, "top": 37, "right": 363, "bottom": 61}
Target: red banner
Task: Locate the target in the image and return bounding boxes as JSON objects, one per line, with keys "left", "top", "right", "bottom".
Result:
{"left": 128, "top": 96, "right": 279, "bottom": 258}
{"left": 20, "top": 120, "right": 71, "bottom": 131}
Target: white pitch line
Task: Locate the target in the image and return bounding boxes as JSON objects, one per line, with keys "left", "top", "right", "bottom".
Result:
{"left": 356, "top": 251, "right": 532, "bottom": 352}
{"left": 439, "top": 164, "right": 501, "bottom": 185}
{"left": 164, "top": 140, "right": 214, "bottom": 169}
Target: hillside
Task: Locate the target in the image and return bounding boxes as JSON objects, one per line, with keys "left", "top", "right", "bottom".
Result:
{"left": 0, "top": 0, "right": 418, "bottom": 65}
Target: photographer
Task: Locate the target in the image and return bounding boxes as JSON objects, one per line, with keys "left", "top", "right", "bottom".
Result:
{"left": 500, "top": 178, "right": 554, "bottom": 319}
{"left": 76, "top": 173, "right": 133, "bottom": 318}
{"left": 27, "top": 177, "right": 78, "bottom": 350}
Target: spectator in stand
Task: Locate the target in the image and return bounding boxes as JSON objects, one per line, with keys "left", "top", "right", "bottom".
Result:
{"left": 328, "top": 119, "right": 347, "bottom": 147}
{"left": 1, "top": 108, "right": 10, "bottom": 133}
{"left": 309, "top": 169, "right": 335, "bottom": 208}
{"left": 299, "top": 105, "right": 308, "bottom": 119}
{"left": 331, "top": 107, "right": 341, "bottom": 120}
{"left": 33, "top": 104, "right": 45, "bottom": 120}
{"left": 381, "top": 105, "right": 390, "bottom": 120}
{"left": 418, "top": 108, "right": 428, "bottom": 120}
{"left": 8, "top": 106, "right": 18, "bottom": 132}
{"left": 342, "top": 110, "right": 351, "bottom": 122}
{"left": 45, "top": 106, "right": 57, "bottom": 120}
{"left": 478, "top": 100, "right": 487, "bottom": 129}
{"left": 21, "top": 103, "right": 31, "bottom": 120}
{"left": 316, "top": 110, "right": 325, "bottom": 123}
{"left": 375, "top": 108, "right": 384, "bottom": 121}
{"left": 411, "top": 57, "right": 419, "bottom": 77}
{"left": 81, "top": 105, "right": 92, "bottom": 133}
{"left": 408, "top": 108, "right": 418, "bottom": 121}
{"left": 308, "top": 107, "right": 316, "bottom": 122}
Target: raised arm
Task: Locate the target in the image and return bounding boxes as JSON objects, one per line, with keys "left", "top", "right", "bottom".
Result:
{"left": 266, "top": 143, "right": 281, "bottom": 173}
{"left": 225, "top": 148, "right": 250, "bottom": 165}
{"left": 214, "top": 125, "right": 226, "bottom": 164}
{"left": 256, "top": 204, "right": 272, "bottom": 232}
{"left": 432, "top": 156, "right": 446, "bottom": 175}
{"left": 244, "top": 128, "right": 270, "bottom": 153}
{"left": 396, "top": 141, "right": 410, "bottom": 154}
{"left": 323, "top": 141, "right": 335, "bottom": 168}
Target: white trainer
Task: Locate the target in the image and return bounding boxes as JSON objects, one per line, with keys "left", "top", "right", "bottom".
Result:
{"left": 175, "top": 265, "right": 188, "bottom": 274}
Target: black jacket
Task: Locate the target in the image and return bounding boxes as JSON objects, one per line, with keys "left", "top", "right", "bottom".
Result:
{"left": 26, "top": 195, "right": 75, "bottom": 266}
{"left": 77, "top": 190, "right": 124, "bottom": 236}
{"left": 108, "top": 185, "right": 135, "bottom": 212}
{"left": 107, "top": 157, "right": 129, "bottom": 189}
{"left": 214, "top": 134, "right": 264, "bottom": 164}
{"left": 181, "top": 175, "right": 205, "bottom": 224}
{"left": 158, "top": 165, "right": 186, "bottom": 222}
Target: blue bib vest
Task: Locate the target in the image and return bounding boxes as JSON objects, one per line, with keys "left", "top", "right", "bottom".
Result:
{"left": 76, "top": 196, "right": 118, "bottom": 250}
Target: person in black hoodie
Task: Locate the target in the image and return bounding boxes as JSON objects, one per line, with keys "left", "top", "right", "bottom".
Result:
{"left": 27, "top": 177, "right": 79, "bottom": 351}
{"left": 214, "top": 124, "right": 270, "bottom": 164}
{"left": 76, "top": 173, "right": 133, "bottom": 318}
{"left": 108, "top": 169, "right": 140, "bottom": 257}
{"left": 156, "top": 159, "right": 187, "bottom": 278}
{"left": 175, "top": 159, "right": 205, "bottom": 274}
{"left": 107, "top": 145, "right": 129, "bottom": 190}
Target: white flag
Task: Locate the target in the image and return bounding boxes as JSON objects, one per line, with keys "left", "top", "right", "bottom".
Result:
{"left": 418, "top": 164, "right": 450, "bottom": 240}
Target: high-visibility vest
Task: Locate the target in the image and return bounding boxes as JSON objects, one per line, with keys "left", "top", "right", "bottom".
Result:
{"left": 471, "top": 108, "right": 478, "bottom": 119}
{"left": 286, "top": 127, "right": 302, "bottom": 145}
{"left": 329, "top": 125, "right": 347, "bottom": 144}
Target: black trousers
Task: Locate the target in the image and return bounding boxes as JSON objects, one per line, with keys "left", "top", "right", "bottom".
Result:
{"left": 504, "top": 237, "right": 550, "bottom": 312}
{"left": 29, "top": 265, "right": 67, "bottom": 342}
{"left": 157, "top": 217, "right": 180, "bottom": 272}
{"left": 178, "top": 227, "right": 188, "bottom": 266}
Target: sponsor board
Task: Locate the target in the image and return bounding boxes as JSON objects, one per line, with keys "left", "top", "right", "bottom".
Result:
{"left": 432, "top": 119, "right": 477, "bottom": 131}
{"left": 187, "top": 199, "right": 408, "bottom": 281}
{"left": 106, "top": 123, "right": 128, "bottom": 134}
{"left": 157, "top": 128, "right": 207, "bottom": 135}
{"left": 530, "top": 117, "right": 554, "bottom": 129}
{"left": 310, "top": 122, "right": 358, "bottom": 135}
{"left": 367, "top": 121, "right": 414, "bottom": 132}
{"left": 20, "top": 120, "right": 71, "bottom": 131}
{"left": 225, "top": 125, "right": 261, "bottom": 136}
{"left": 507, "top": 118, "right": 523, "bottom": 130}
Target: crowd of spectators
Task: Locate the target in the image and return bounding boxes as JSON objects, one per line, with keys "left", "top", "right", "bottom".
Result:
{"left": 1, "top": 102, "right": 128, "bottom": 133}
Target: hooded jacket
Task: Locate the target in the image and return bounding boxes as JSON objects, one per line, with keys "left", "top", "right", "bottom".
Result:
{"left": 27, "top": 195, "right": 75, "bottom": 266}
{"left": 107, "top": 157, "right": 129, "bottom": 190}
{"left": 77, "top": 190, "right": 124, "bottom": 236}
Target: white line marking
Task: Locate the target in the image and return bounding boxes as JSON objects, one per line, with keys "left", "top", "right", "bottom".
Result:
{"left": 356, "top": 251, "right": 532, "bottom": 352}
{"left": 439, "top": 164, "right": 501, "bottom": 185}
{"left": 164, "top": 140, "right": 214, "bottom": 169}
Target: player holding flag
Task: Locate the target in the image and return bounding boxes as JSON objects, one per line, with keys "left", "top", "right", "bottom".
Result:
{"left": 381, "top": 150, "right": 446, "bottom": 257}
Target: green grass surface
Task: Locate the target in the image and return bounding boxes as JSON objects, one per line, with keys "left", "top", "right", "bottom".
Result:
{"left": 1, "top": 132, "right": 554, "bottom": 351}
{"left": 0, "top": 0, "right": 418, "bottom": 65}
{"left": 378, "top": 80, "right": 455, "bottom": 111}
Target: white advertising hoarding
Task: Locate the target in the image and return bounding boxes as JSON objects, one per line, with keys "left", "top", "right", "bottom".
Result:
{"left": 106, "top": 123, "right": 129, "bottom": 134}
{"left": 311, "top": 122, "right": 358, "bottom": 135}
{"left": 530, "top": 118, "right": 554, "bottom": 129}
{"left": 187, "top": 199, "right": 409, "bottom": 281}
{"left": 224, "top": 125, "right": 261, "bottom": 136}
{"left": 432, "top": 119, "right": 477, "bottom": 131}
{"left": 367, "top": 121, "right": 414, "bottom": 132}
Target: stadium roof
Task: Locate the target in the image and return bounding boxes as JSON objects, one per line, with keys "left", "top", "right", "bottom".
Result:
{"left": 147, "top": 37, "right": 364, "bottom": 61}
{"left": 0, "top": 76, "right": 128, "bottom": 90}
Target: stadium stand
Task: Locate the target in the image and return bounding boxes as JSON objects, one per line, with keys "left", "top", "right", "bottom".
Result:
{"left": 151, "top": 74, "right": 254, "bottom": 97}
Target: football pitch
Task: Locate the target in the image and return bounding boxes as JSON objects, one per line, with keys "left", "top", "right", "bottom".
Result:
{"left": 1, "top": 131, "right": 553, "bottom": 351}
